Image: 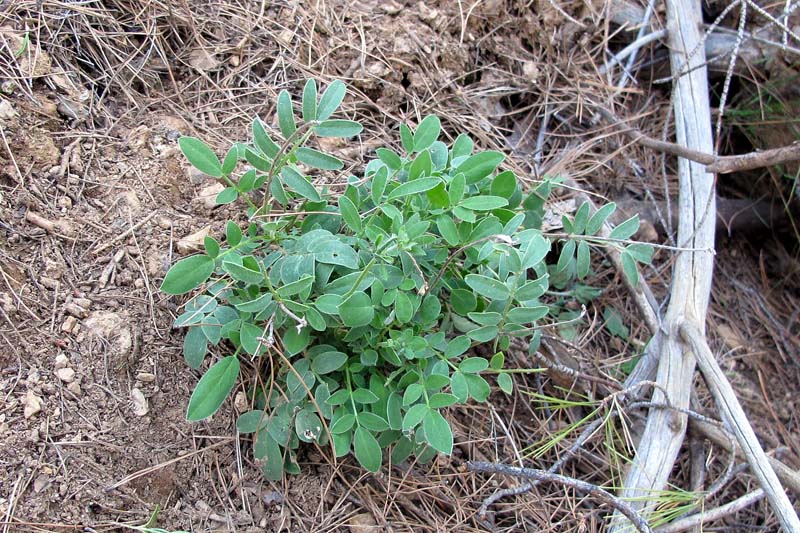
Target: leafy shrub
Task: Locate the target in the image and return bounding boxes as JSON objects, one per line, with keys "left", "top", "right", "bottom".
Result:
{"left": 160, "top": 79, "right": 652, "bottom": 478}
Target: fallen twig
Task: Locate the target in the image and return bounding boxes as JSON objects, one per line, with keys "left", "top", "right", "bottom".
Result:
{"left": 598, "top": 107, "right": 800, "bottom": 175}
{"left": 679, "top": 321, "right": 800, "bottom": 531}
{"left": 468, "top": 462, "right": 654, "bottom": 533}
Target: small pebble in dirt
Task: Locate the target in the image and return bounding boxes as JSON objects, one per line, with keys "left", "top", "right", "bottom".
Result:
{"left": 196, "top": 182, "right": 225, "bottom": 210}
{"left": 56, "top": 367, "right": 76, "bottom": 383}
{"left": 61, "top": 315, "right": 79, "bottom": 334}
{"left": 130, "top": 387, "right": 149, "bottom": 417}
{"left": 348, "top": 513, "right": 379, "bottom": 533}
{"left": 23, "top": 390, "right": 43, "bottom": 419}
{"left": 136, "top": 372, "right": 156, "bottom": 383}
{"left": 234, "top": 391, "right": 248, "bottom": 413}
{"left": 54, "top": 353, "right": 70, "bottom": 370}
{"left": 66, "top": 382, "right": 82, "bottom": 396}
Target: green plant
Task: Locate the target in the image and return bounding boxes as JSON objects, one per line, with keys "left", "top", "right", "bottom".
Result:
{"left": 160, "top": 79, "right": 653, "bottom": 478}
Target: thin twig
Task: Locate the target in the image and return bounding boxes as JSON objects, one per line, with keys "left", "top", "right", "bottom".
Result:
{"left": 468, "top": 462, "right": 654, "bottom": 533}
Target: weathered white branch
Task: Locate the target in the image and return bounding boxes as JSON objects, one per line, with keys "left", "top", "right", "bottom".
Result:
{"left": 610, "top": 0, "right": 717, "bottom": 528}
{"left": 680, "top": 322, "right": 800, "bottom": 532}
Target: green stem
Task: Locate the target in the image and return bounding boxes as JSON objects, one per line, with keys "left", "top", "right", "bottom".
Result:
{"left": 221, "top": 174, "right": 258, "bottom": 210}
{"left": 258, "top": 123, "right": 317, "bottom": 215}
{"left": 340, "top": 256, "right": 377, "bottom": 300}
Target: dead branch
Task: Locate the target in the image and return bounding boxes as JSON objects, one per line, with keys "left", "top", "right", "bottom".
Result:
{"left": 611, "top": 0, "right": 718, "bottom": 529}
{"left": 679, "top": 322, "right": 800, "bottom": 531}
{"left": 598, "top": 108, "right": 800, "bottom": 175}
{"left": 691, "top": 419, "right": 800, "bottom": 496}
{"left": 468, "top": 462, "right": 654, "bottom": 533}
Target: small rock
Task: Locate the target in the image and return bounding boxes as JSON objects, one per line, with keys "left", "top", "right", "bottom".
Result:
{"left": 157, "top": 216, "right": 173, "bottom": 229}
{"left": 177, "top": 225, "right": 211, "bottom": 253}
{"left": 522, "top": 61, "right": 540, "bottom": 84}
{"left": 56, "top": 367, "right": 76, "bottom": 383}
{"left": 64, "top": 302, "right": 88, "bottom": 318}
{"left": 136, "top": 372, "right": 156, "bottom": 383}
{"left": 23, "top": 390, "right": 43, "bottom": 419}
{"left": 33, "top": 474, "right": 50, "bottom": 493}
{"left": 131, "top": 388, "right": 149, "bottom": 417}
{"left": 234, "top": 391, "right": 248, "bottom": 413}
{"left": 196, "top": 182, "right": 225, "bottom": 210}
{"left": 187, "top": 166, "right": 207, "bottom": 184}
{"left": 0, "top": 98, "right": 17, "bottom": 121}
{"left": 57, "top": 196, "right": 73, "bottom": 210}
{"left": 61, "top": 315, "right": 79, "bottom": 333}
{"left": 54, "top": 353, "right": 70, "bottom": 370}
{"left": 66, "top": 382, "right": 82, "bottom": 396}
{"left": 348, "top": 513, "right": 379, "bottom": 533}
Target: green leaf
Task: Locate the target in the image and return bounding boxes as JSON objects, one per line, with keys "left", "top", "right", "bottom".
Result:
{"left": 460, "top": 195, "right": 508, "bottom": 211}
{"left": 497, "top": 373, "right": 513, "bottom": 394}
{"left": 222, "top": 258, "right": 262, "bottom": 285}
{"left": 315, "top": 119, "right": 363, "bottom": 138}
{"left": 376, "top": 148, "right": 402, "bottom": 170}
{"left": 239, "top": 321, "right": 264, "bottom": 355}
{"left": 252, "top": 118, "right": 280, "bottom": 159}
{"left": 465, "top": 274, "right": 510, "bottom": 300}
{"left": 413, "top": 115, "right": 441, "bottom": 152}
{"left": 281, "top": 167, "right": 321, "bottom": 201}
{"left": 222, "top": 146, "right": 238, "bottom": 175}
{"left": 452, "top": 134, "right": 473, "bottom": 158}
{"left": 387, "top": 177, "right": 440, "bottom": 201}
{"left": 419, "top": 294, "right": 441, "bottom": 324}
{"left": 522, "top": 234, "right": 550, "bottom": 269}
{"left": 491, "top": 170, "right": 517, "bottom": 199}
{"left": 186, "top": 356, "right": 240, "bottom": 421}
{"left": 295, "top": 147, "right": 343, "bottom": 170}
{"left": 422, "top": 410, "right": 453, "bottom": 455}
{"left": 226, "top": 221, "right": 242, "bottom": 246}
{"left": 353, "top": 427, "right": 382, "bottom": 472}
{"left": 236, "top": 410, "right": 265, "bottom": 433}
{"left": 295, "top": 409, "right": 323, "bottom": 442}
{"left": 183, "top": 327, "right": 207, "bottom": 369}
{"left": 465, "top": 374, "right": 491, "bottom": 401}
{"left": 403, "top": 383, "right": 424, "bottom": 406}
{"left": 276, "top": 276, "right": 314, "bottom": 297}
{"left": 394, "top": 291, "right": 413, "bottom": 323}
{"left": 339, "top": 195, "right": 361, "bottom": 233}
{"left": 557, "top": 240, "right": 576, "bottom": 272}
{"left": 311, "top": 351, "right": 348, "bottom": 374}
{"left": 338, "top": 291, "right": 374, "bottom": 327}
{"left": 238, "top": 169, "right": 257, "bottom": 192}
{"left": 467, "top": 325, "right": 499, "bottom": 342}
{"left": 215, "top": 187, "right": 238, "bottom": 205}
{"left": 468, "top": 312, "right": 502, "bottom": 326}
{"left": 203, "top": 236, "right": 220, "bottom": 258}
{"left": 161, "top": 255, "right": 215, "bottom": 295}
{"left": 586, "top": 202, "right": 616, "bottom": 235}
{"left": 408, "top": 150, "right": 432, "bottom": 180}
{"left": 317, "top": 80, "right": 346, "bottom": 121}
{"left": 428, "top": 393, "right": 458, "bottom": 408}
{"left": 576, "top": 240, "right": 590, "bottom": 279}
{"left": 316, "top": 240, "right": 359, "bottom": 269}
{"left": 371, "top": 166, "right": 389, "bottom": 204}
{"left": 621, "top": 251, "right": 639, "bottom": 287}
{"left": 178, "top": 137, "right": 222, "bottom": 177}
{"left": 400, "top": 124, "right": 414, "bottom": 153}
{"left": 490, "top": 352, "right": 505, "bottom": 370}
{"left": 326, "top": 389, "right": 351, "bottom": 406}
{"left": 277, "top": 90, "right": 296, "bottom": 138}
{"left": 444, "top": 335, "right": 471, "bottom": 358}
{"left": 358, "top": 412, "right": 389, "bottom": 432}
{"left": 451, "top": 289, "right": 477, "bottom": 314}
{"left": 330, "top": 413, "right": 356, "bottom": 434}
{"left": 436, "top": 216, "right": 459, "bottom": 246}
{"left": 506, "top": 306, "right": 548, "bottom": 324}
{"left": 459, "top": 357, "right": 489, "bottom": 373}
{"left": 448, "top": 173, "right": 466, "bottom": 205}
{"left": 302, "top": 79, "right": 317, "bottom": 122}
{"left": 352, "top": 388, "right": 380, "bottom": 404}
{"left": 573, "top": 202, "right": 591, "bottom": 234}
{"left": 626, "top": 243, "right": 654, "bottom": 264}
{"left": 456, "top": 151, "right": 504, "bottom": 184}
{"left": 609, "top": 214, "right": 640, "bottom": 240}
{"left": 282, "top": 326, "right": 310, "bottom": 356}
{"left": 234, "top": 292, "right": 273, "bottom": 313}
{"left": 402, "top": 404, "right": 429, "bottom": 431}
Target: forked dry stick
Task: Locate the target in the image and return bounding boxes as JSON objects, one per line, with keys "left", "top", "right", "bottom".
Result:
{"left": 468, "top": 462, "right": 654, "bottom": 533}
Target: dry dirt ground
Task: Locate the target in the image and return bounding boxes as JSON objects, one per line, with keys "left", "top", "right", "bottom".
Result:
{"left": 1, "top": 1, "right": 800, "bottom": 532}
